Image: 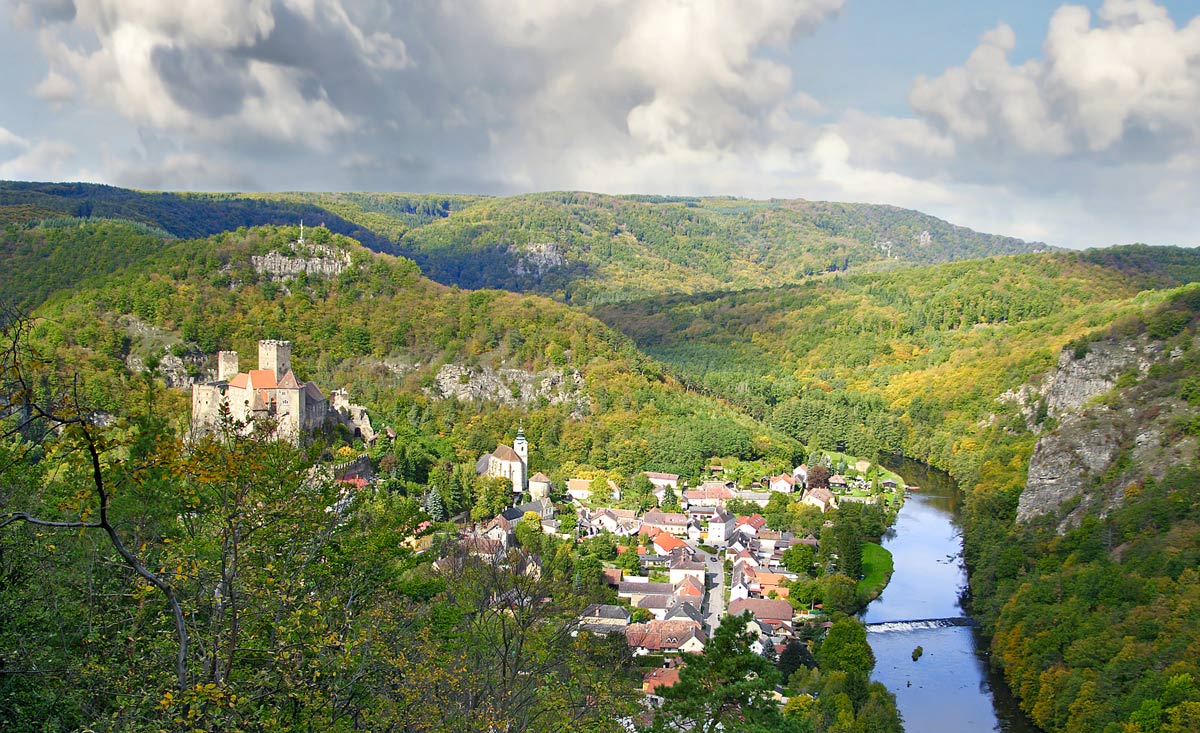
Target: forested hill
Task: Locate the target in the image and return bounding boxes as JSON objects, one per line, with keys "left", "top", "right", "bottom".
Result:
{"left": 594, "top": 247, "right": 1200, "bottom": 731}
{"left": 1, "top": 219, "right": 798, "bottom": 481}
{"left": 1, "top": 181, "right": 1046, "bottom": 304}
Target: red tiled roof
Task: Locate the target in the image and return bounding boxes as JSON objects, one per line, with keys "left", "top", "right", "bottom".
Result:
{"left": 248, "top": 369, "right": 277, "bottom": 389}
{"left": 736, "top": 514, "right": 767, "bottom": 529}
{"left": 643, "top": 667, "right": 681, "bottom": 693}
{"left": 675, "top": 576, "right": 704, "bottom": 596}
{"left": 684, "top": 486, "right": 735, "bottom": 500}
{"left": 728, "top": 597, "right": 794, "bottom": 623}
{"left": 654, "top": 533, "right": 686, "bottom": 553}
{"left": 227, "top": 372, "right": 248, "bottom": 389}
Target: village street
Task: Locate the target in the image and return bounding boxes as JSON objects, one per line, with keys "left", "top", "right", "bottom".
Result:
{"left": 703, "top": 550, "right": 725, "bottom": 634}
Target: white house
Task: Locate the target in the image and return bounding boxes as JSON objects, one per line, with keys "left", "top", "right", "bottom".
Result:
{"left": 768, "top": 473, "right": 798, "bottom": 493}
{"left": 707, "top": 506, "right": 736, "bottom": 546}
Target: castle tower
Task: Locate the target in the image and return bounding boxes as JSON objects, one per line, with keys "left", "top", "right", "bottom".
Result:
{"left": 513, "top": 427, "right": 528, "bottom": 492}
{"left": 217, "top": 350, "right": 239, "bottom": 381}
{"left": 258, "top": 340, "right": 291, "bottom": 381}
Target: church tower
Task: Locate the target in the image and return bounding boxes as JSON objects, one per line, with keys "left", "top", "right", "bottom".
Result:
{"left": 513, "top": 426, "right": 528, "bottom": 493}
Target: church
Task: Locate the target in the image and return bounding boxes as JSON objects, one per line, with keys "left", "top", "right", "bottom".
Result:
{"left": 476, "top": 428, "right": 529, "bottom": 495}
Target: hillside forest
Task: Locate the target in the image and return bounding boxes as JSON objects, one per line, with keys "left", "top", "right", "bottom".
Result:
{"left": 0, "top": 184, "right": 1199, "bottom": 733}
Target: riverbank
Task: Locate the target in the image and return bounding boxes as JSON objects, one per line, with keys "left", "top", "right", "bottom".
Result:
{"left": 856, "top": 541, "right": 894, "bottom": 606}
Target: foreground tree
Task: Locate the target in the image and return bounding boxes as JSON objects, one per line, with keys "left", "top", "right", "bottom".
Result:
{"left": 652, "top": 612, "right": 797, "bottom": 733}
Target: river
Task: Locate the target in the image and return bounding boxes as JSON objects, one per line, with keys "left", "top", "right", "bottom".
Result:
{"left": 861, "top": 458, "right": 1039, "bottom": 733}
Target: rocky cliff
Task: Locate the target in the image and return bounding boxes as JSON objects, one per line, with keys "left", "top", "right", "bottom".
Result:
{"left": 252, "top": 243, "right": 352, "bottom": 280}
{"left": 430, "top": 363, "right": 587, "bottom": 416}
{"left": 1017, "top": 335, "right": 1197, "bottom": 529}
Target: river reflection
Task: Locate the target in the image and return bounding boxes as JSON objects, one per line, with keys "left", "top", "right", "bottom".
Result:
{"left": 863, "top": 457, "right": 1040, "bottom": 733}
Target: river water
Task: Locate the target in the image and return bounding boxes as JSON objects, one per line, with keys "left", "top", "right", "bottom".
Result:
{"left": 861, "top": 458, "right": 1039, "bottom": 733}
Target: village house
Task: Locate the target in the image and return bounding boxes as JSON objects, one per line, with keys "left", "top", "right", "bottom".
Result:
{"left": 707, "top": 506, "right": 736, "bottom": 546}
{"left": 579, "top": 604, "right": 631, "bottom": 635}
{"left": 528, "top": 472, "right": 552, "bottom": 500}
{"left": 665, "top": 602, "right": 705, "bottom": 627}
{"left": 768, "top": 473, "right": 798, "bottom": 493}
{"left": 734, "top": 490, "right": 771, "bottom": 507}
{"left": 581, "top": 506, "right": 641, "bottom": 536}
{"left": 728, "top": 597, "right": 795, "bottom": 636}
{"left": 644, "top": 471, "right": 680, "bottom": 490}
{"left": 626, "top": 620, "right": 707, "bottom": 656}
{"left": 651, "top": 530, "right": 690, "bottom": 556}
{"left": 642, "top": 667, "right": 681, "bottom": 700}
{"left": 642, "top": 509, "right": 689, "bottom": 537}
{"left": 801, "top": 487, "right": 838, "bottom": 512}
{"left": 668, "top": 555, "right": 706, "bottom": 586}
{"left": 733, "top": 514, "right": 768, "bottom": 538}
{"left": 793, "top": 464, "right": 808, "bottom": 485}
{"left": 683, "top": 483, "right": 736, "bottom": 507}
{"left": 566, "top": 478, "right": 593, "bottom": 503}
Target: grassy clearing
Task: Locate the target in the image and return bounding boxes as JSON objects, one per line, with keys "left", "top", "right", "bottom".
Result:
{"left": 857, "top": 542, "right": 894, "bottom": 604}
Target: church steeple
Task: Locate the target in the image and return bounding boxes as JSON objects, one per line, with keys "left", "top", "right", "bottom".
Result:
{"left": 513, "top": 425, "right": 528, "bottom": 492}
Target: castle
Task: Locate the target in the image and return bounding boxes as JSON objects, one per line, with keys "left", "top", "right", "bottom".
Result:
{"left": 191, "top": 340, "right": 372, "bottom": 444}
{"left": 476, "top": 428, "right": 529, "bottom": 496}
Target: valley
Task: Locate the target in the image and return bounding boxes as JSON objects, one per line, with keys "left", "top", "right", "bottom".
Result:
{"left": 2, "top": 186, "right": 1199, "bottom": 733}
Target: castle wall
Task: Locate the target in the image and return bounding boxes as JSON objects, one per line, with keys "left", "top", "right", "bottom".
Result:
{"left": 218, "top": 351, "right": 239, "bottom": 381}
{"left": 191, "top": 384, "right": 224, "bottom": 429}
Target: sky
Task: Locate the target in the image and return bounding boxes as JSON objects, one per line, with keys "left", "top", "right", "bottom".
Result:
{"left": 1, "top": 0, "right": 1199, "bottom": 249}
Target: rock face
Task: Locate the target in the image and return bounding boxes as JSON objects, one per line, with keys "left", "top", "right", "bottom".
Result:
{"left": 1040, "top": 340, "right": 1159, "bottom": 420}
{"left": 511, "top": 241, "right": 565, "bottom": 278}
{"left": 1017, "top": 336, "right": 1183, "bottom": 529}
{"left": 252, "top": 244, "right": 352, "bottom": 280}
{"left": 431, "top": 363, "right": 587, "bottom": 415}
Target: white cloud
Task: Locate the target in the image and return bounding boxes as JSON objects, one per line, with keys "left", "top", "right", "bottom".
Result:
{"left": 0, "top": 140, "right": 76, "bottom": 179}
{"left": 5, "top": 0, "right": 1200, "bottom": 248}
{"left": 0, "top": 127, "right": 30, "bottom": 150}
{"left": 115, "top": 151, "right": 259, "bottom": 190}
{"left": 34, "top": 70, "right": 76, "bottom": 105}
{"left": 910, "top": 1, "right": 1200, "bottom": 158}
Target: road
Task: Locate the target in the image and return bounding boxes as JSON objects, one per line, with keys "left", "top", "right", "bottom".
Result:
{"left": 703, "top": 550, "right": 726, "bottom": 635}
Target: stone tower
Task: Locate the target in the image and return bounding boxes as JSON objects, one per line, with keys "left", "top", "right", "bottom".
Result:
{"left": 258, "top": 340, "right": 292, "bottom": 381}
{"left": 217, "top": 351, "right": 239, "bottom": 381}
{"left": 513, "top": 427, "right": 528, "bottom": 493}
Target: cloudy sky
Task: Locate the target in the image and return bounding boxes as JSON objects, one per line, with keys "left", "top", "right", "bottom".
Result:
{"left": 2, "top": 0, "right": 1199, "bottom": 248}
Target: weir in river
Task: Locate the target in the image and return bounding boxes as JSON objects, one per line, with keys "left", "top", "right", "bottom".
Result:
{"left": 861, "top": 457, "right": 1040, "bottom": 733}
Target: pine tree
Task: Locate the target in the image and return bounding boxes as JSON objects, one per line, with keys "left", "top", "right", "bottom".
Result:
{"left": 426, "top": 486, "right": 447, "bottom": 521}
